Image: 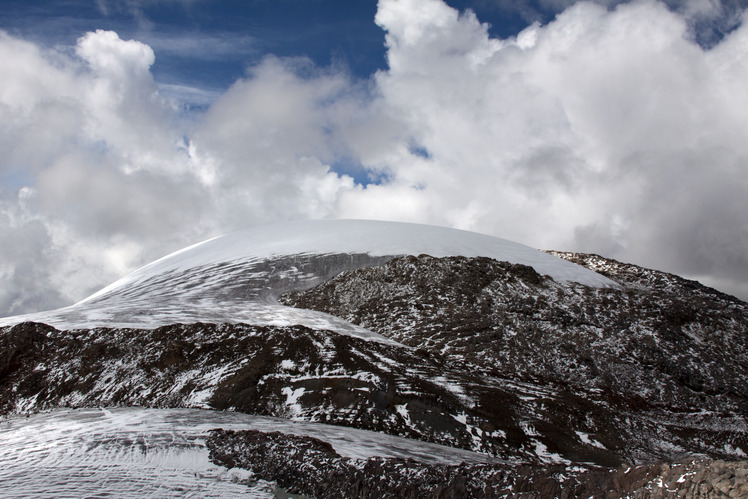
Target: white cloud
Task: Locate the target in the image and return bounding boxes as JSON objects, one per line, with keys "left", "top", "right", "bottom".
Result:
{"left": 0, "top": 29, "right": 214, "bottom": 313}
{"left": 2, "top": 0, "right": 748, "bottom": 316}
{"left": 0, "top": 30, "right": 361, "bottom": 314}
{"left": 139, "top": 31, "right": 259, "bottom": 61}
{"left": 359, "top": 0, "right": 748, "bottom": 298}
{"left": 76, "top": 29, "right": 155, "bottom": 77}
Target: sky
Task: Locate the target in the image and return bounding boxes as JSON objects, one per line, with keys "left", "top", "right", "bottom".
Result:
{"left": 1, "top": 0, "right": 748, "bottom": 317}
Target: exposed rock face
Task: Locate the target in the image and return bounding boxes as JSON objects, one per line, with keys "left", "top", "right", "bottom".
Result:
{"left": 207, "top": 429, "right": 748, "bottom": 498}
{"left": 612, "top": 458, "right": 748, "bottom": 498}
{"left": 0, "top": 321, "right": 613, "bottom": 463}
{"left": 2, "top": 250, "right": 747, "bottom": 496}
{"left": 206, "top": 428, "right": 583, "bottom": 498}
{"left": 281, "top": 254, "right": 748, "bottom": 462}
{"left": 281, "top": 254, "right": 748, "bottom": 406}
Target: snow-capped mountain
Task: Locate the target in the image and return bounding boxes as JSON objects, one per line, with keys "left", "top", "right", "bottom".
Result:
{"left": 1, "top": 219, "right": 746, "bottom": 497}
{"left": 0, "top": 219, "right": 615, "bottom": 333}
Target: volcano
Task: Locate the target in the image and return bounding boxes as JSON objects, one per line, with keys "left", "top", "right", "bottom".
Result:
{"left": 1, "top": 219, "right": 746, "bottom": 497}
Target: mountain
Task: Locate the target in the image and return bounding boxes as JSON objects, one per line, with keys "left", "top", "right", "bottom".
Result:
{"left": 1, "top": 219, "right": 614, "bottom": 332}
{"left": 1, "top": 219, "right": 747, "bottom": 497}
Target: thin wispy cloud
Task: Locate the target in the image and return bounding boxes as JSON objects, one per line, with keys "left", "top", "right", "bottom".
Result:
{"left": 139, "top": 32, "right": 259, "bottom": 60}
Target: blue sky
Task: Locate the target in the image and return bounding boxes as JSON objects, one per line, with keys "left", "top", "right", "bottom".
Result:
{"left": 1, "top": 1, "right": 407, "bottom": 92}
{"left": 2, "top": 1, "right": 376, "bottom": 94}
{"left": 1, "top": 0, "right": 554, "bottom": 105}
{"left": 1, "top": 0, "right": 748, "bottom": 315}
{"left": 5, "top": 0, "right": 740, "bottom": 99}
{"left": 2, "top": 0, "right": 579, "bottom": 189}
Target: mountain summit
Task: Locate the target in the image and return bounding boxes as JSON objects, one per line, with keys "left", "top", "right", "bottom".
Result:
{"left": 1, "top": 219, "right": 746, "bottom": 497}
{"left": 0, "top": 219, "right": 615, "bottom": 331}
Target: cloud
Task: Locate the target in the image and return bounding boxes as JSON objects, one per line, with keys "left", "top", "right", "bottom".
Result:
{"left": 139, "top": 32, "right": 259, "bottom": 61}
{"left": 463, "top": 0, "right": 745, "bottom": 48}
{"left": 2, "top": 0, "right": 748, "bottom": 317}
{"left": 76, "top": 29, "right": 155, "bottom": 76}
{"left": 0, "top": 29, "right": 361, "bottom": 315}
{"left": 363, "top": 0, "right": 748, "bottom": 297}
{"left": 0, "top": 209, "right": 67, "bottom": 316}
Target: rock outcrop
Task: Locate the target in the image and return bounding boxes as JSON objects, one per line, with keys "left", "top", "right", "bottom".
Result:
{"left": 207, "top": 428, "right": 748, "bottom": 498}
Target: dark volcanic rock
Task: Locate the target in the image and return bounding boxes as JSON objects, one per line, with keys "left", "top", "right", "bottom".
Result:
{"left": 207, "top": 428, "right": 576, "bottom": 498}
{"left": 1, "top": 321, "right": 605, "bottom": 464}
{"left": 280, "top": 255, "right": 748, "bottom": 406}
{"left": 281, "top": 254, "right": 748, "bottom": 462}
{"left": 207, "top": 429, "right": 748, "bottom": 498}
{"left": 3, "top": 250, "right": 748, "bottom": 494}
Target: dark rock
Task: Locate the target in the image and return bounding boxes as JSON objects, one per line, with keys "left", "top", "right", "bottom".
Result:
{"left": 207, "top": 429, "right": 748, "bottom": 499}
{"left": 281, "top": 253, "right": 748, "bottom": 462}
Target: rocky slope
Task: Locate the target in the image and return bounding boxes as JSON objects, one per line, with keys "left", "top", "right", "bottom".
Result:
{"left": 1, "top": 221, "right": 747, "bottom": 496}
{"left": 3, "top": 254, "right": 746, "bottom": 470}
{"left": 0, "top": 320, "right": 623, "bottom": 465}
{"left": 207, "top": 429, "right": 748, "bottom": 499}
{"left": 281, "top": 253, "right": 748, "bottom": 462}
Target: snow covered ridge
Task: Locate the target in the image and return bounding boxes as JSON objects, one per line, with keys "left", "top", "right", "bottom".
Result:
{"left": 84, "top": 219, "right": 617, "bottom": 300}
{"left": 0, "top": 219, "right": 616, "bottom": 331}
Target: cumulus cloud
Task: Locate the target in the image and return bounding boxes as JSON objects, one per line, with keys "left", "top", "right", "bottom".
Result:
{"left": 0, "top": 29, "right": 361, "bottom": 315}
{"left": 356, "top": 0, "right": 748, "bottom": 297}
{"left": 472, "top": 0, "right": 745, "bottom": 47}
{"left": 2, "top": 0, "right": 748, "bottom": 317}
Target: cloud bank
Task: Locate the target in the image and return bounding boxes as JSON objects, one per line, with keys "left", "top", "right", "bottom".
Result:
{"left": 1, "top": 0, "right": 748, "bottom": 316}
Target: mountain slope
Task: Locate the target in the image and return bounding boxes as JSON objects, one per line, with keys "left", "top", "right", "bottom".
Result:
{"left": 1, "top": 320, "right": 616, "bottom": 464}
{"left": 0, "top": 219, "right": 615, "bottom": 332}
{"left": 280, "top": 253, "right": 748, "bottom": 463}
{"left": 1, "top": 219, "right": 747, "bottom": 496}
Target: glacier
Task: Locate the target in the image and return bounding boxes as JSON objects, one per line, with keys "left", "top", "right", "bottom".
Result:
{"left": 3, "top": 220, "right": 743, "bottom": 497}
{"left": 0, "top": 219, "right": 616, "bottom": 331}
{"left": 0, "top": 407, "right": 496, "bottom": 498}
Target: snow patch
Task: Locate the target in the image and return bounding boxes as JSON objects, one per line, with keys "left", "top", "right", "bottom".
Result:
{"left": 520, "top": 421, "right": 540, "bottom": 437}
{"left": 532, "top": 440, "right": 571, "bottom": 465}
{"left": 280, "top": 359, "right": 296, "bottom": 371}
{"left": 575, "top": 431, "right": 606, "bottom": 450}
{"left": 281, "top": 387, "right": 306, "bottom": 417}
{"left": 394, "top": 404, "right": 412, "bottom": 426}
{"left": 725, "top": 443, "right": 748, "bottom": 457}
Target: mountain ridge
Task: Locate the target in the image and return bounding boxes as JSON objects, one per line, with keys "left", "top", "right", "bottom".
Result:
{"left": 0, "top": 219, "right": 617, "bottom": 331}
{"left": 1, "top": 219, "right": 746, "bottom": 496}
